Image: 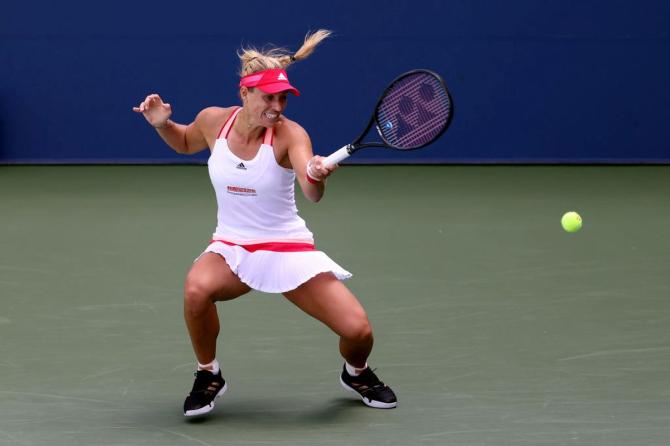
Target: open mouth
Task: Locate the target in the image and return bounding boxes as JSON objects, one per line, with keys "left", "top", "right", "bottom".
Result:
{"left": 263, "top": 111, "right": 279, "bottom": 121}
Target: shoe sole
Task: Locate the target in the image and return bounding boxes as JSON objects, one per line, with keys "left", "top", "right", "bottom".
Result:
{"left": 184, "top": 382, "right": 228, "bottom": 417}
{"left": 339, "top": 377, "right": 397, "bottom": 409}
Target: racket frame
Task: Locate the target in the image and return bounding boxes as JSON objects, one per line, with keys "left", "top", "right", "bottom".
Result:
{"left": 324, "top": 69, "right": 453, "bottom": 166}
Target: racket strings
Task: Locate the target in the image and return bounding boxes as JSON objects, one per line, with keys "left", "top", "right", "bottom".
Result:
{"left": 376, "top": 74, "right": 452, "bottom": 149}
{"left": 381, "top": 92, "right": 450, "bottom": 146}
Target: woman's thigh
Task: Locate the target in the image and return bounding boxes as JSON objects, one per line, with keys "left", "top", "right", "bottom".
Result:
{"left": 283, "top": 272, "right": 371, "bottom": 337}
{"left": 185, "top": 252, "right": 251, "bottom": 302}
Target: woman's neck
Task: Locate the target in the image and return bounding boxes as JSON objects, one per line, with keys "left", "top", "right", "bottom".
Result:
{"left": 233, "top": 107, "right": 265, "bottom": 143}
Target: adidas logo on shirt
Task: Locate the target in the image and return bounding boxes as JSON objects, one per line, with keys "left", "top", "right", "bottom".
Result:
{"left": 236, "top": 162, "right": 247, "bottom": 170}
{"left": 277, "top": 73, "right": 287, "bottom": 81}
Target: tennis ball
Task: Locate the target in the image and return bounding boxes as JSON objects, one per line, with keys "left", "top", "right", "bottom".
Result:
{"left": 561, "top": 211, "right": 582, "bottom": 233}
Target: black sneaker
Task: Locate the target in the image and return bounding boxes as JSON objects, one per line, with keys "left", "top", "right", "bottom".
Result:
{"left": 183, "top": 369, "right": 228, "bottom": 417}
{"left": 340, "top": 365, "right": 397, "bottom": 409}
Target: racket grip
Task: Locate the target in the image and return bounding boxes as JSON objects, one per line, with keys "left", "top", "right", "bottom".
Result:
{"left": 323, "top": 145, "right": 352, "bottom": 167}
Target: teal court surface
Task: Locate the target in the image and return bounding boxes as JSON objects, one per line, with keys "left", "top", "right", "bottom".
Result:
{"left": 1, "top": 165, "right": 669, "bottom": 445}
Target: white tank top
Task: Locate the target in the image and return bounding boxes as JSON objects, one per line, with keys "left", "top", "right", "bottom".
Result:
{"left": 208, "top": 108, "right": 314, "bottom": 244}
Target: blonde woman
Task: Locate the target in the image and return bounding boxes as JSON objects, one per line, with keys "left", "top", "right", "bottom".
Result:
{"left": 133, "top": 30, "right": 397, "bottom": 416}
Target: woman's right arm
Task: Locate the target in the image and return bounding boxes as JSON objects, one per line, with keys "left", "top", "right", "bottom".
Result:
{"left": 133, "top": 93, "right": 211, "bottom": 155}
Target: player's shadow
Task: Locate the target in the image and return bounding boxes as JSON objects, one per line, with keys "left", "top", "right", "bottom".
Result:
{"left": 185, "top": 397, "right": 363, "bottom": 427}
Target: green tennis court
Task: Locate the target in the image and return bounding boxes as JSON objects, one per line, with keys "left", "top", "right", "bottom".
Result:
{"left": 1, "top": 165, "right": 669, "bottom": 445}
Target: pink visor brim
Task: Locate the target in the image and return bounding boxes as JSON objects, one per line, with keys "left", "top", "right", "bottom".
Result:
{"left": 256, "top": 83, "right": 301, "bottom": 96}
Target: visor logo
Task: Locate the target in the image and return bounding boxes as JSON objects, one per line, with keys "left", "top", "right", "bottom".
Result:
{"left": 277, "top": 73, "right": 287, "bottom": 81}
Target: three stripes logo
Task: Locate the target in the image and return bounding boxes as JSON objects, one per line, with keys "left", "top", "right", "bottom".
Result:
{"left": 277, "top": 72, "right": 288, "bottom": 81}
{"left": 236, "top": 162, "right": 247, "bottom": 170}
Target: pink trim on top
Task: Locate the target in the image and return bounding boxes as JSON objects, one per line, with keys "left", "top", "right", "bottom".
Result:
{"left": 210, "top": 239, "right": 315, "bottom": 252}
{"left": 217, "top": 107, "right": 242, "bottom": 139}
{"left": 263, "top": 127, "right": 274, "bottom": 146}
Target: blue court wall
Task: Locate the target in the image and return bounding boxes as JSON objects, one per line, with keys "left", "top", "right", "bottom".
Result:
{"left": 1, "top": 0, "right": 669, "bottom": 164}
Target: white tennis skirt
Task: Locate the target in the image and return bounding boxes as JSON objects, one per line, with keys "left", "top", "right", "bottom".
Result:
{"left": 199, "top": 241, "right": 352, "bottom": 293}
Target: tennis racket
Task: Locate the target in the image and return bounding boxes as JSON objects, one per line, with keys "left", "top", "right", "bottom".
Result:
{"left": 324, "top": 69, "right": 454, "bottom": 166}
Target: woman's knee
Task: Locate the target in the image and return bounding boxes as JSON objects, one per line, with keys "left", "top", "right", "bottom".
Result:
{"left": 183, "top": 275, "right": 216, "bottom": 313}
{"left": 341, "top": 313, "right": 374, "bottom": 344}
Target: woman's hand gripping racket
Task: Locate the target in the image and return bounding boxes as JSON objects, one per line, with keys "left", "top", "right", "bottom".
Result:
{"left": 323, "top": 69, "right": 454, "bottom": 166}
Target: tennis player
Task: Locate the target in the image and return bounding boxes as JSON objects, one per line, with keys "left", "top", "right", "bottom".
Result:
{"left": 133, "top": 30, "right": 397, "bottom": 416}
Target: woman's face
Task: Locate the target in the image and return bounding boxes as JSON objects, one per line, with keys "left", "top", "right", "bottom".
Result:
{"left": 243, "top": 87, "right": 288, "bottom": 127}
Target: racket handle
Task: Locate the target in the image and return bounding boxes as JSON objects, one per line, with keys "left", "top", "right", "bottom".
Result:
{"left": 323, "top": 145, "right": 352, "bottom": 167}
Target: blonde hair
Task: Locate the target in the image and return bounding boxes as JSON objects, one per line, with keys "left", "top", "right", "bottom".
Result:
{"left": 238, "top": 29, "right": 332, "bottom": 77}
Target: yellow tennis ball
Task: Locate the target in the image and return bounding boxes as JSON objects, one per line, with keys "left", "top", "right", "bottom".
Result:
{"left": 561, "top": 211, "right": 582, "bottom": 233}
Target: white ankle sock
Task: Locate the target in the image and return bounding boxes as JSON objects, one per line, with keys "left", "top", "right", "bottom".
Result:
{"left": 198, "top": 359, "right": 220, "bottom": 374}
{"left": 345, "top": 361, "right": 368, "bottom": 376}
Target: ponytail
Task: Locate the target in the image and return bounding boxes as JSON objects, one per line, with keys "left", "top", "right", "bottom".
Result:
{"left": 238, "top": 29, "right": 332, "bottom": 77}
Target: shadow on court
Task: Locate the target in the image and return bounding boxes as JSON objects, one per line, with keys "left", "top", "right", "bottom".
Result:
{"left": 183, "top": 398, "right": 362, "bottom": 426}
